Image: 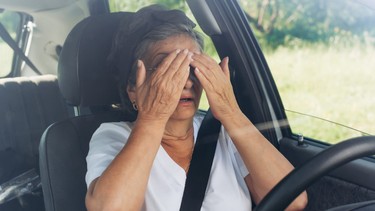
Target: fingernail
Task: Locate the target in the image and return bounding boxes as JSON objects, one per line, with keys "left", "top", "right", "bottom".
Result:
{"left": 195, "top": 68, "right": 200, "bottom": 74}
{"left": 188, "top": 52, "right": 193, "bottom": 60}
{"left": 137, "top": 60, "right": 142, "bottom": 67}
{"left": 183, "top": 49, "right": 189, "bottom": 54}
{"left": 176, "top": 49, "right": 181, "bottom": 54}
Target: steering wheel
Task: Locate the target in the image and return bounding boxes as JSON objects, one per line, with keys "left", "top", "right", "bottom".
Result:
{"left": 254, "top": 136, "right": 375, "bottom": 211}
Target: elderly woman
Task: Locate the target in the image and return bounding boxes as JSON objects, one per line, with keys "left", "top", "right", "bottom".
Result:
{"left": 85, "top": 4, "right": 307, "bottom": 211}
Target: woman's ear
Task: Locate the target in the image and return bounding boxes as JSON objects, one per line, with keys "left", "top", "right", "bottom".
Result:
{"left": 127, "top": 85, "right": 136, "bottom": 102}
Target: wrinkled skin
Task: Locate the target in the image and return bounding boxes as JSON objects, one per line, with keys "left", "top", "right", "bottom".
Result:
{"left": 128, "top": 36, "right": 238, "bottom": 125}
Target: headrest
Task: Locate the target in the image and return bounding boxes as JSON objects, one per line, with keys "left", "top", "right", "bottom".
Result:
{"left": 58, "top": 12, "right": 132, "bottom": 107}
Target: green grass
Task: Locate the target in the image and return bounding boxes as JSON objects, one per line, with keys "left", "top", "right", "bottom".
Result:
{"left": 198, "top": 91, "right": 209, "bottom": 111}
{"left": 199, "top": 45, "right": 375, "bottom": 144}
{"left": 267, "top": 45, "right": 375, "bottom": 144}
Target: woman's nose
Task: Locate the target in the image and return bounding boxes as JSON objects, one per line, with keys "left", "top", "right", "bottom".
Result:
{"left": 184, "top": 77, "right": 193, "bottom": 89}
{"left": 184, "top": 66, "right": 197, "bottom": 89}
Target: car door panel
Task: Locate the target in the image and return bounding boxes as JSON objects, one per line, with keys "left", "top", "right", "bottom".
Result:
{"left": 280, "top": 138, "right": 375, "bottom": 210}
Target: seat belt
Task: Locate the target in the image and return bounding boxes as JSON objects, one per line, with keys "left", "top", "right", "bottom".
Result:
{"left": 0, "top": 21, "right": 42, "bottom": 75}
{"left": 180, "top": 109, "right": 221, "bottom": 211}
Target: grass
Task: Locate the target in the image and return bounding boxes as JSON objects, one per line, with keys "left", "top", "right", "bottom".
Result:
{"left": 267, "top": 45, "right": 375, "bottom": 144}
{"left": 199, "top": 44, "right": 375, "bottom": 144}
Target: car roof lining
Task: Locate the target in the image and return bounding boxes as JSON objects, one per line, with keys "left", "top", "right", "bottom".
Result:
{"left": 0, "top": 0, "right": 81, "bottom": 13}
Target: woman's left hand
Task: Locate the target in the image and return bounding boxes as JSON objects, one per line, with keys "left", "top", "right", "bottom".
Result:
{"left": 191, "top": 54, "right": 240, "bottom": 122}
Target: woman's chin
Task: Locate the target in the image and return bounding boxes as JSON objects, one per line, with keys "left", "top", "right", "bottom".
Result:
{"left": 170, "top": 105, "right": 198, "bottom": 121}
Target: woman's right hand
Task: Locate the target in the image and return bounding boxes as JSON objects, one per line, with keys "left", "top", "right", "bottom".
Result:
{"left": 134, "top": 49, "right": 192, "bottom": 123}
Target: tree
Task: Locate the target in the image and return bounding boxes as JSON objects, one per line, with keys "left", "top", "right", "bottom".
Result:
{"left": 241, "top": 0, "right": 375, "bottom": 49}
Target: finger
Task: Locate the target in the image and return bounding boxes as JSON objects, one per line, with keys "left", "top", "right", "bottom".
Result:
{"left": 165, "top": 49, "right": 190, "bottom": 77}
{"left": 155, "top": 49, "right": 181, "bottom": 75}
{"left": 171, "top": 51, "right": 193, "bottom": 82}
{"left": 191, "top": 53, "right": 216, "bottom": 69}
{"left": 136, "top": 60, "right": 146, "bottom": 88}
{"left": 220, "top": 57, "right": 230, "bottom": 79}
{"left": 177, "top": 65, "right": 191, "bottom": 87}
{"left": 192, "top": 54, "right": 230, "bottom": 85}
{"left": 190, "top": 59, "right": 215, "bottom": 82}
{"left": 194, "top": 67, "right": 213, "bottom": 92}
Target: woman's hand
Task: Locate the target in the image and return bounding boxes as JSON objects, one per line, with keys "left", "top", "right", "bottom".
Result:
{"left": 134, "top": 49, "right": 192, "bottom": 123}
{"left": 192, "top": 54, "right": 308, "bottom": 211}
{"left": 191, "top": 54, "right": 240, "bottom": 122}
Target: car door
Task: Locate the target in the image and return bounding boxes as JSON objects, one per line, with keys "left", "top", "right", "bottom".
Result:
{"left": 187, "top": 0, "right": 375, "bottom": 210}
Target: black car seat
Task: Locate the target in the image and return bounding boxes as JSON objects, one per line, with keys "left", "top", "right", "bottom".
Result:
{"left": 39, "top": 12, "right": 133, "bottom": 211}
{"left": 0, "top": 75, "right": 74, "bottom": 211}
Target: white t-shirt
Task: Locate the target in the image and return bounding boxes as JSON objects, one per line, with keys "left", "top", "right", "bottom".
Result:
{"left": 86, "top": 113, "right": 252, "bottom": 211}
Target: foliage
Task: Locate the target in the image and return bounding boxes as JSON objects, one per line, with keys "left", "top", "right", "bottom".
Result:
{"left": 241, "top": 0, "right": 375, "bottom": 49}
{"left": 0, "top": 10, "right": 20, "bottom": 40}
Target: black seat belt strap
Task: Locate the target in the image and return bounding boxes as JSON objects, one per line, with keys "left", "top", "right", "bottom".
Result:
{"left": 180, "top": 109, "right": 221, "bottom": 211}
{"left": 0, "top": 22, "right": 42, "bottom": 75}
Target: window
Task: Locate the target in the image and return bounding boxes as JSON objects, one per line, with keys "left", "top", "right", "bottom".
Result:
{"left": 0, "top": 10, "right": 21, "bottom": 77}
{"left": 107, "top": 0, "right": 220, "bottom": 111}
{"left": 241, "top": 0, "right": 375, "bottom": 144}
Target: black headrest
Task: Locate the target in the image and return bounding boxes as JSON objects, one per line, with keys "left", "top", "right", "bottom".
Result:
{"left": 58, "top": 12, "right": 132, "bottom": 107}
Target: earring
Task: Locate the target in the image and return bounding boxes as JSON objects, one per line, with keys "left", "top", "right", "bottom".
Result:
{"left": 132, "top": 101, "right": 138, "bottom": 111}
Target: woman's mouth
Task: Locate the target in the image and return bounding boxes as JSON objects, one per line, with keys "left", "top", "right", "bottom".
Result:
{"left": 179, "top": 97, "right": 193, "bottom": 102}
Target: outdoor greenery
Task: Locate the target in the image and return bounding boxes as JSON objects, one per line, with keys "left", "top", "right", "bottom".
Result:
{"left": 242, "top": 0, "right": 375, "bottom": 143}
{"left": 0, "top": 10, "right": 20, "bottom": 34}
{"left": 269, "top": 45, "right": 375, "bottom": 144}
{"left": 242, "top": 0, "right": 375, "bottom": 50}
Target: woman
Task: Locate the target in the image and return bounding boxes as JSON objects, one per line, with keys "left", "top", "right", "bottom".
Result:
{"left": 85, "top": 5, "right": 307, "bottom": 211}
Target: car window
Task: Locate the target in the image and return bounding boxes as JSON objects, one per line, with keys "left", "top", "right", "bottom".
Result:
{"left": 0, "top": 10, "right": 21, "bottom": 77}
{"left": 107, "top": 0, "right": 222, "bottom": 111}
{"left": 241, "top": 0, "right": 375, "bottom": 144}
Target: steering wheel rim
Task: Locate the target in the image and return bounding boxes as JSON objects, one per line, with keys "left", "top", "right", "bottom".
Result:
{"left": 254, "top": 136, "right": 375, "bottom": 211}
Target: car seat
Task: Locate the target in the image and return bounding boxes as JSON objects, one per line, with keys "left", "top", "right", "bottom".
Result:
{"left": 39, "top": 12, "right": 132, "bottom": 211}
{"left": 0, "top": 75, "right": 74, "bottom": 211}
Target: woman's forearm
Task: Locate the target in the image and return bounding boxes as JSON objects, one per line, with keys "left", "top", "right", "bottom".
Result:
{"left": 221, "top": 111, "right": 308, "bottom": 210}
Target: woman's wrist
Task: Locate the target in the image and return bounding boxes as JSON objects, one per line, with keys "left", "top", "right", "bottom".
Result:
{"left": 128, "top": 118, "right": 167, "bottom": 145}
{"left": 136, "top": 113, "right": 169, "bottom": 127}
{"left": 217, "top": 106, "right": 243, "bottom": 124}
{"left": 220, "top": 110, "right": 255, "bottom": 140}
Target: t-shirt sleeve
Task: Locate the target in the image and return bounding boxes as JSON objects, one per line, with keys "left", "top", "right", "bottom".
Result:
{"left": 85, "top": 122, "right": 132, "bottom": 188}
{"left": 224, "top": 128, "right": 250, "bottom": 178}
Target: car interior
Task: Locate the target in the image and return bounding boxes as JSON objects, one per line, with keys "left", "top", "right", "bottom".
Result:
{"left": 1, "top": 0, "right": 375, "bottom": 211}
{"left": 39, "top": 12, "right": 131, "bottom": 211}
